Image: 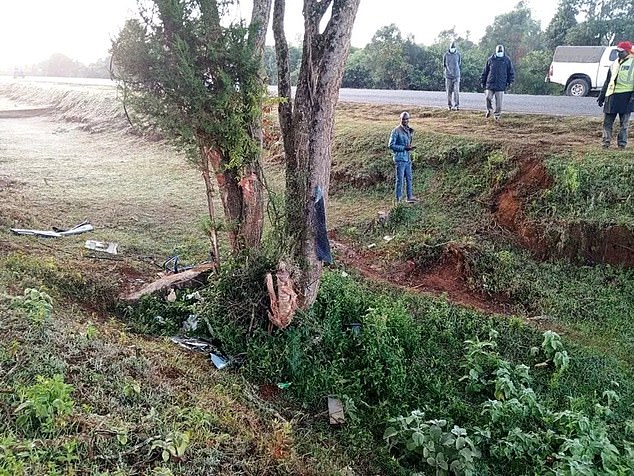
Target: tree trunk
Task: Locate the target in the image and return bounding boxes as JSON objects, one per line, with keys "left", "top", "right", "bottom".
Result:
{"left": 198, "top": 143, "right": 265, "bottom": 251}
{"left": 274, "top": 0, "right": 360, "bottom": 308}
{"left": 197, "top": 0, "right": 272, "bottom": 253}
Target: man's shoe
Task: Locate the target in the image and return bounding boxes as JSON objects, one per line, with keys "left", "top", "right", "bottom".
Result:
{"left": 454, "top": 106, "right": 460, "bottom": 111}
{"left": 618, "top": 145, "right": 626, "bottom": 150}
{"left": 406, "top": 197, "right": 418, "bottom": 203}
{"left": 448, "top": 106, "right": 452, "bottom": 111}
{"left": 485, "top": 111, "right": 491, "bottom": 118}
{"left": 602, "top": 144, "right": 609, "bottom": 149}
{"left": 494, "top": 115, "right": 500, "bottom": 121}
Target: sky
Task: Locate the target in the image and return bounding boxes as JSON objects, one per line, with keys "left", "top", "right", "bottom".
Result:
{"left": 0, "top": 0, "right": 558, "bottom": 70}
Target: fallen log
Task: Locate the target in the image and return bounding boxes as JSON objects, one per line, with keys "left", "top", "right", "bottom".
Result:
{"left": 119, "top": 263, "right": 215, "bottom": 303}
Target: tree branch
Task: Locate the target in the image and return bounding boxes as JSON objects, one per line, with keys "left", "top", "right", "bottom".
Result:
{"left": 273, "top": 0, "right": 294, "bottom": 153}
{"left": 249, "top": 0, "right": 273, "bottom": 53}
{"left": 306, "top": 0, "right": 333, "bottom": 22}
{"left": 318, "top": 0, "right": 360, "bottom": 86}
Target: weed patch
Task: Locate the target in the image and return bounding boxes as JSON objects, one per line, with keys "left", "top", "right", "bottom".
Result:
{"left": 182, "top": 269, "right": 634, "bottom": 474}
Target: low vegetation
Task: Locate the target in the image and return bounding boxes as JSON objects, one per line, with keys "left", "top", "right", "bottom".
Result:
{"left": 2, "top": 85, "right": 634, "bottom": 475}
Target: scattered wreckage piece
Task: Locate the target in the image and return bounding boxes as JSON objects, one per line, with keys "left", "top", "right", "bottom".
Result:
{"left": 11, "top": 221, "right": 94, "bottom": 238}
{"left": 119, "top": 262, "right": 215, "bottom": 303}
{"left": 327, "top": 396, "right": 345, "bottom": 425}
{"left": 85, "top": 239, "right": 118, "bottom": 255}
{"left": 169, "top": 337, "right": 231, "bottom": 370}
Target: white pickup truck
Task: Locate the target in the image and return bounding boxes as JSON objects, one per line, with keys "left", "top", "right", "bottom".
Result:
{"left": 546, "top": 45, "right": 619, "bottom": 96}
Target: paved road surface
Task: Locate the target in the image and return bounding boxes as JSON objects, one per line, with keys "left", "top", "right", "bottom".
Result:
{"left": 0, "top": 76, "right": 602, "bottom": 118}
{"left": 338, "top": 88, "right": 602, "bottom": 117}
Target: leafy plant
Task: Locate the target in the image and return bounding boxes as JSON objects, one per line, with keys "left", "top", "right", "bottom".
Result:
{"left": 541, "top": 330, "right": 570, "bottom": 374}
{"left": 150, "top": 431, "right": 190, "bottom": 462}
{"left": 11, "top": 288, "right": 53, "bottom": 325}
{"left": 384, "top": 411, "right": 480, "bottom": 476}
{"left": 14, "top": 375, "right": 74, "bottom": 435}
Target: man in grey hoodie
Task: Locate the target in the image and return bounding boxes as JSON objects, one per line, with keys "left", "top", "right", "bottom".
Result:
{"left": 443, "top": 41, "right": 461, "bottom": 111}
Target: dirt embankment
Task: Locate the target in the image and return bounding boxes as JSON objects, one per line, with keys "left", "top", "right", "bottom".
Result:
{"left": 0, "top": 82, "right": 128, "bottom": 133}
{"left": 493, "top": 157, "right": 634, "bottom": 267}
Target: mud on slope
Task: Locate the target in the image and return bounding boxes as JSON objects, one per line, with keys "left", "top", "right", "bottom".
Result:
{"left": 493, "top": 155, "right": 634, "bottom": 267}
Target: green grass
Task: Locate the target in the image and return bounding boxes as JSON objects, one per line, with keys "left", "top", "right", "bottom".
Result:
{"left": 529, "top": 151, "right": 634, "bottom": 227}
{"left": 3, "top": 86, "right": 634, "bottom": 475}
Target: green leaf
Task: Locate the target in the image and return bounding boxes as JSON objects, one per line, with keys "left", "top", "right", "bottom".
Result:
{"left": 383, "top": 426, "right": 398, "bottom": 439}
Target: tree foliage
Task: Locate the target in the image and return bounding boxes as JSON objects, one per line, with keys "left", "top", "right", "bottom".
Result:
{"left": 111, "top": 1, "right": 264, "bottom": 167}
{"left": 478, "top": 1, "right": 544, "bottom": 67}
{"left": 111, "top": 0, "right": 272, "bottom": 255}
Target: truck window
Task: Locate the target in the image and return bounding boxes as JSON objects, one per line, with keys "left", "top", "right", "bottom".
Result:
{"left": 609, "top": 49, "right": 618, "bottom": 61}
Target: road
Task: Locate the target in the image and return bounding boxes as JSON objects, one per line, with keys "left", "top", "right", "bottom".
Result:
{"left": 0, "top": 76, "right": 602, "bottom": 118}
{"left": 338, "top": 88, "right": 602, "bottom": 117}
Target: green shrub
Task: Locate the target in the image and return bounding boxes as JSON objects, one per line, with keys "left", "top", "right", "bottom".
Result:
{"left": 14, "top": 375, "right": 74, "bottom": 435}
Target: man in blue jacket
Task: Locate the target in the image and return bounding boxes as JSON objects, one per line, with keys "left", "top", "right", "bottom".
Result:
{"left": 388, "top": 111, "right": 417, "bottom": 203}
{"left": 481, "top": 44, "right": 515, "bottom": 120}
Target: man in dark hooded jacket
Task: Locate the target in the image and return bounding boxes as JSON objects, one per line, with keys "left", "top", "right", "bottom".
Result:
{"left": 597, "top": 41, "right": 634, "bottom": 149}
{"left": 481, "top": 44, "right": 515, "bottom": 120}
{"left": 443, "top": 41, "right": 461, "bottom": 110}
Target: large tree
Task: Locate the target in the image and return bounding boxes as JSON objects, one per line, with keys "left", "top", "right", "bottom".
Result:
{"left": 479, "top": 2, "right": 543, "bottom": 66}
{"left": 563, "top": 0, "right": 634, "bottom": 45}
{"left": 273, "top": 0, "right": 360, "bottom": 307}
{"left": 111, "top": 0, "right": 272, "bottom": 263}
{"left": 544, "top": 0, "right": 578, "bottom": 50}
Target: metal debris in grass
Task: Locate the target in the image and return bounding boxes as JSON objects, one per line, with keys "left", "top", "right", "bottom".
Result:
{"left": 210, "top": 353, "right": 230, "bottom": 370}
{"left": 85, "top": 239, "right": 118, "bottom": 255}
{"left": 346, "top": 322, "right": 362, "bottom": 336}
{"left": 169, "top": 336, "right": 237, "bottom": 371}
{"left": 170, "top": 336, "right": 215, "bottom": 353}
{"left": 11, "top": 220, "right": 94, "bottom": 238}
{"left": 327, "top": 396, "right": 345, "bottom": 425}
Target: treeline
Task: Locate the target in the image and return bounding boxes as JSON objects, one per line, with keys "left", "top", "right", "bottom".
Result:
{"left": 5, "top": 54, "right": 111, "bottom": 79}
{"left": 264, "top": 0, "right": 634, "bottom": 95}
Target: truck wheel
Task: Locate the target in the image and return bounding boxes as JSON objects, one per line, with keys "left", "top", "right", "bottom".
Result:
{"left": 565, "top": 79, "right": 590, "bottom": 97}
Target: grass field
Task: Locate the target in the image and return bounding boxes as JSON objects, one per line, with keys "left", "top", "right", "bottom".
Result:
{"left": 1, "top": 81, "right": 634, "bottom": 475}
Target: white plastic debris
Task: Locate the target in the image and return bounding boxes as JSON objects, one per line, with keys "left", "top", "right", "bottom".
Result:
{"left": 383, "top": 235, "right": 394, "bottom": 242}
{"left": 181, "top": 314, "right": 199, "bottom": 332}
{"left": 327, "top": 396, "right": 345, "bottom": 425}
{"left": 210, "top": 353, "right": 229, "bottom": 370}
{"left": 166, "top": 289, "right": 177, "bottom": 302}
{"left": 12, "top": 221, "right": 94, "bottom": 238}
{"left": 85, "top": 239, "right": 118, "bottom": 255}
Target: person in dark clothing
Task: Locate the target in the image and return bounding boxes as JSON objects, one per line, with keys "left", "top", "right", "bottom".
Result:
{"left": 481, "top": 44, "right": 515, "bottom": 120}
{"left": 597, "top": 41, "right": 634, "bottom": 149}
{"left": 443, "top": 41, "right": 461, "bottom": 111}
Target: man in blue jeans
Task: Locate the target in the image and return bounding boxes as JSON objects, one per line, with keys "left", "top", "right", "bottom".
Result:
{"left": 388, "top": 111, "right": 417, "bottom": 203}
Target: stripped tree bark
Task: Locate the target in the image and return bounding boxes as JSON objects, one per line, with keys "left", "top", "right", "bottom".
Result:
{"left": 273, "top": 0, "right": 361, "bottom": 307}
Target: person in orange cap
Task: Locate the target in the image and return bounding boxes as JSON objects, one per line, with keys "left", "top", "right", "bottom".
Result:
{"left": 597, "top": 41, "right": 634, "bottom": 149}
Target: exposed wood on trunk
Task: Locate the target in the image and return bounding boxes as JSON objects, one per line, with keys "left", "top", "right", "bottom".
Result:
{"left": 200, "top": 144, "right": 264, "bottom": 251}
{"left": 265, "top": 262, "right": 298, "bottom": 330}
{"left": 199, "top": 146, "right": 221, "bottom": 267}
